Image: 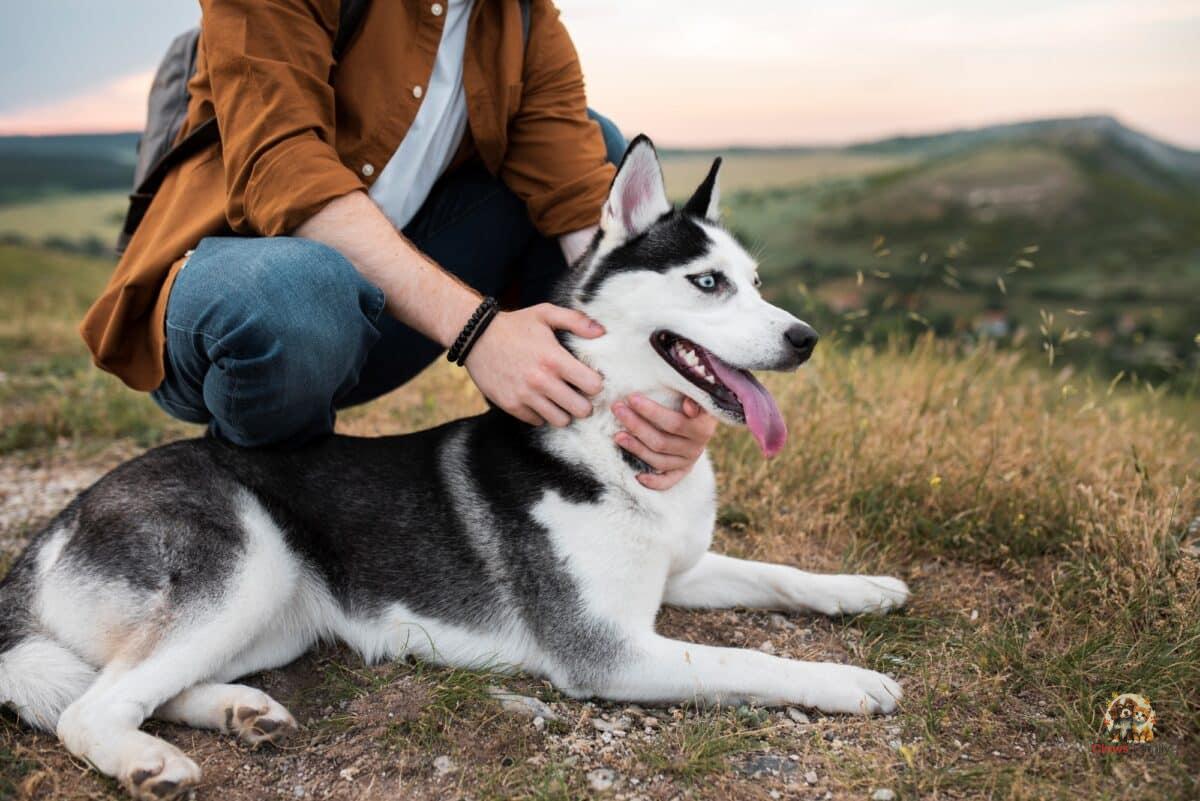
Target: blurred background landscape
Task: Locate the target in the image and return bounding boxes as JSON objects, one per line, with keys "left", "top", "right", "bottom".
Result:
{"left": 1, "top": 4, "right": 1199, "bottom": 800}
{"left": 2, "top": 111, "right": 1198, "bottom": 410}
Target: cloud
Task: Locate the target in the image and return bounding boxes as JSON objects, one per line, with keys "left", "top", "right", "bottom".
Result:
{"left": 0, "top": 70, "right": 153, "bottom": 136}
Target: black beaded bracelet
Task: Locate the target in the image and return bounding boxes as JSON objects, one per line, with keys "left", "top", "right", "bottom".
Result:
{"left": 447, "top": 296, "right": 499, "bottom": 366}
{"left": 454, "top": 303, "right": 498, "bottom": 366}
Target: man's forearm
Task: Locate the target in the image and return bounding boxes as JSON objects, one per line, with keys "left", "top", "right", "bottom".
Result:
{"left": 295, "top": 190, "right": 478, "bottom": 347}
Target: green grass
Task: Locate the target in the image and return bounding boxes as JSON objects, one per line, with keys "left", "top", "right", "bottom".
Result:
{"left": 0, "top": 191, "right": 126, "bottom": 253}
{"left": 0, "top": 244, "right": 194, "bottom": 454}
{"left": 636, "top": 712, "right": 771, "bottom": 783}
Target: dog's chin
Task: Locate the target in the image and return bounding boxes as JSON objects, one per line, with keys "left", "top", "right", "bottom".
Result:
{"left": 649, "top": 330, "right": 789, "bottom": 458}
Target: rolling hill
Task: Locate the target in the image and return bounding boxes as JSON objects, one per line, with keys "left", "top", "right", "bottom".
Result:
{"left": 1, "top": 117, "right": 1196, "bottom": 387}
{"left": 0, "top": 133, "right": 138, "bottom": 204}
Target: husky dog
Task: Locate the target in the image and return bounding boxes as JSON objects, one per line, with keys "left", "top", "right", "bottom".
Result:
{"left": 0, "top": 136, "right": 907, "bottom": 800}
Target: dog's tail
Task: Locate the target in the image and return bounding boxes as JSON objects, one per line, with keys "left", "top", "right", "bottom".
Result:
{"left": 0, "top": 539, "right": 95, "bottom": 732}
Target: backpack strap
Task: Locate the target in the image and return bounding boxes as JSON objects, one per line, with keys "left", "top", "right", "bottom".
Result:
{"left": 520, "top": 0, "right": 532, "bottom": 46}
{"left": 334, "top": 0, "right": 372, "bottom": 62}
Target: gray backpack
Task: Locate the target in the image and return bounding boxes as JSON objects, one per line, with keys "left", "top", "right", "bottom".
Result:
{"left": 117, "top": 0, "right": 374, "bottom": 255}
{"left": 118, "top": 0, "right": 532, "bottom": 255}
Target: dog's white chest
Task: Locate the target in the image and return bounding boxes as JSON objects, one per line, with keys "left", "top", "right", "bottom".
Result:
{"left": 531, "top": 451, "right": 716, "bottom": 628}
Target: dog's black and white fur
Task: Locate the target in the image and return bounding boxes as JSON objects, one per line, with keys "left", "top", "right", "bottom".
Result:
{"left": 0, "top": 136, "right": 907, "bottom": 800}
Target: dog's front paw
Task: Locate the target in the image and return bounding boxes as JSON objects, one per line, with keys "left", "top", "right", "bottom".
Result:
{"left": 801, "top": 664, "right": 901, "bottom": 716}
{"left": 224, "top": 693, "right": 298, "bottom": 747}
{"left": 121, "top": 741, "right": 201, "bottom": 801}
{"left": 810, "top": 575, "right": 909, "bottom": 616}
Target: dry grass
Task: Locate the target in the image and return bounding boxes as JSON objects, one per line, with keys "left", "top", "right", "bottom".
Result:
{"left": 660, "top": 151, "right": 909, "bottom": 201}
{"left": 1, "top": 323, "right": 1198, "bottom": 798}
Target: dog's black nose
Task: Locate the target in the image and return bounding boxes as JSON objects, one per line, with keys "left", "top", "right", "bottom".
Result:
{"left": 785, "top": 323, "right": 819, "bottom": 361}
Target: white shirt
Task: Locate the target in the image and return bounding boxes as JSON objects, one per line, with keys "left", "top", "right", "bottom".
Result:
{"left": 369, "top": 0, "right": 475, "bottom": 231}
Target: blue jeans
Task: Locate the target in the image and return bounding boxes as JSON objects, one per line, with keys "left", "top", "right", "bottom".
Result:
{"left": 152, "top": 112, "right": 626, "bottom": 447}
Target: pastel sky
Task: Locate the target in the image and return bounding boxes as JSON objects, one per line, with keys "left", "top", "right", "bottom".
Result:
{"left": 1, "top": 0, "right": 1198, "bottom": 147}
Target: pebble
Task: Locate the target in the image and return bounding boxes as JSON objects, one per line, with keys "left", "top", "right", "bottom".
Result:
{"left": 758, "top": 640, "right": 776, "bottom": 654}
{"left": 586, "top": 768, "right": 618, "bottom": 792}
{"left": 292, "top": 786, "right": 306, "bottom": 798}
{"left": 804, "top": 770, "right": 819, "bottom": 785}
{"left": 872, "top": 790, "right": 896, "bottom": 801}
{"left": 786, "top": 707, "right": 810, "bottom": 725}
{"left": 591, "top": 716, "right": 630, "bottom": 733}
{"left": 888, "top": 738, "right": 903, "bottom": 750}
{"left": 768, "top": 613, "right": 797, "bottom": 630}
{"left": 533, "top": 716, "right": 546, "bottom": 731}
{"left": 487, "top": 687, "right": 561, "bottom": 721}
{"left": 432, "top": 755, "right": 456, "bottom": 776}
{"left": 737, "top": 755, "right": 798, "bottom": 777}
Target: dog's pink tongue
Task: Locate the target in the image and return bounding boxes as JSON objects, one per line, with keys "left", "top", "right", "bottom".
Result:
{"left": 706, "top": 356, "right": 788, "bottom": 458}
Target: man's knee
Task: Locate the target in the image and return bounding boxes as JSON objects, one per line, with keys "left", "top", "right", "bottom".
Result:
{"left": 167, "top": 237, "right": 386, "bottom": 446}
{"left": 179, "top": 237, "right": 385, "bottom": 355}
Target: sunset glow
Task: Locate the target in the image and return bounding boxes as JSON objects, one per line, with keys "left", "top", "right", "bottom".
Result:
{"left": 0, "top": 0, "right": 1196, "bottom": 147}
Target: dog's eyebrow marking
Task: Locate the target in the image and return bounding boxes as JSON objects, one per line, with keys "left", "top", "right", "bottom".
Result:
{"left": 576, "top": 212, "right": 712, "bottom": 302}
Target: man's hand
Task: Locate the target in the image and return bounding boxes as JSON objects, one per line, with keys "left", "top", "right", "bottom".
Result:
{"left": 465, "top": 303, "right": 606, "bottom": 426}
{"left": 613, "top": 395, "right": 718, "bottom": 490}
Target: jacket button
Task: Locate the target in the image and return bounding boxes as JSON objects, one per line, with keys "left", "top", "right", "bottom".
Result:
{"left": 412, "top": 85, "right": 424, "bottom": 99}
{"left": 361, "top": 163, "right": 375, "bottom": 177}
{"left": 431, "top": 3, "right": 443, "bottom": 15}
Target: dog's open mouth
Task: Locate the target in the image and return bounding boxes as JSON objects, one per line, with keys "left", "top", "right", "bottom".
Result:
{"left": 651, "top": 331, "right": 788, "bottom": 458}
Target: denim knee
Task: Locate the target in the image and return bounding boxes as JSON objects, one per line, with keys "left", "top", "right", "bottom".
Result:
{"left": 158, "top": 236, "right": 386, "bottom": 447}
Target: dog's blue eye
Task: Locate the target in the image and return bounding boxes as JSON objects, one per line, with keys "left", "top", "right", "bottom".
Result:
{"left": 689, "top": 272, "right": 722, "bottom": 292}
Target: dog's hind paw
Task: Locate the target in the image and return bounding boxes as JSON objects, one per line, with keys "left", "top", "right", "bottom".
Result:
{"left": 122, "top": 742, "right": 201, "bottom": 801}
{"left": 224, "top": 693, "right": 298, "bottom": 747}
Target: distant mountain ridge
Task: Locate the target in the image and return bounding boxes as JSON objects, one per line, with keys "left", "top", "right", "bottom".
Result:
{"left": 845, "top": 115, "right": 1200, "bottom": 182}
{"left": 1, "top": 116, "right": 1197, "bottom": 204}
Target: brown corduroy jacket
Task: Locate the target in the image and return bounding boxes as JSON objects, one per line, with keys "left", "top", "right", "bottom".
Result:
{"left": 81, "top": 0, "right": 615, "bottom": 391}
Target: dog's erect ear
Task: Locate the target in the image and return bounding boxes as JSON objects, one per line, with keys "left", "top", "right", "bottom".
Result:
{"left": 602, "top": 135, "right": 670, "bottom": 242}
{"left": 683, "top": 157, "right": 722, "bottom": 222}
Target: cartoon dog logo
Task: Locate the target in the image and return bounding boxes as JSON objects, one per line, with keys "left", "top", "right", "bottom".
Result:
{"left": 1102, "top": 693, "right": 1155, "bottom": 744}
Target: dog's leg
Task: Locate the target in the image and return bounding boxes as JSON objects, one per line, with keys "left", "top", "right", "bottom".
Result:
{"left": 155, "top": 683, "right": 297, "bottom": 746}
{"left": 55, "top": 494, "right": 310, "bottom": 800}
{"left": 664, "top": 553, "right": 908, "bottom": 615}
{"left": 596, "top": 633, "right": 900, "bottom": 715}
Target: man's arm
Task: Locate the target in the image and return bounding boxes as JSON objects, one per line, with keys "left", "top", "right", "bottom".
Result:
{"left": 199, "top": 0, "right": 603, "bottom": 427}
{"left": 296, "top": 191, "right": 604, "bottom": 427}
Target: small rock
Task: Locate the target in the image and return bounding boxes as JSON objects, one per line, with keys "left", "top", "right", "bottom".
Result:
{"left": 872, "top": 790, "right": 896, "bottom": 801}
{"left": 487, "top": 688, "right": 561, "bottom": 721}
{"left": 432, "top": 756, "right": 456, "bottom": 776}
{"left": 888, "top": 738, "right": 902, "bottom": 750}
{"left": 770, "top": 792, "right": 781, "bottom": 800}
{"left": 737, "top": 755, "right": 798, "bottom": 778}
{"left": 641, "top": 716, "right": 660, "bottom": 729}
{"left": 292, "top": 786, "right": 306, "bottom": 798}
{"left": 804, "top": 770, "right": 819, "bottom": 785}
{"left": 587, "top": 768, "right": 618, "bottom": 792}
{"left": 786, "top": 707, "right": 810, "bottom": 725}
{"left": 338, "top": 767, "right": 358, "bottom": 782}
{"left": 533, "top": 716, "right": 546, "bottom": 731}
{"left": 758, "top": 640, "right": 776, "bottom": 654}
{"left": 823, "top": 730, "right": 837, "bottom": 742}
{"left": 591, "top": 716, "right": 629, "bottom": 733}
{"left": 768, "top": 613, "right": 797, "bottom": 630}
